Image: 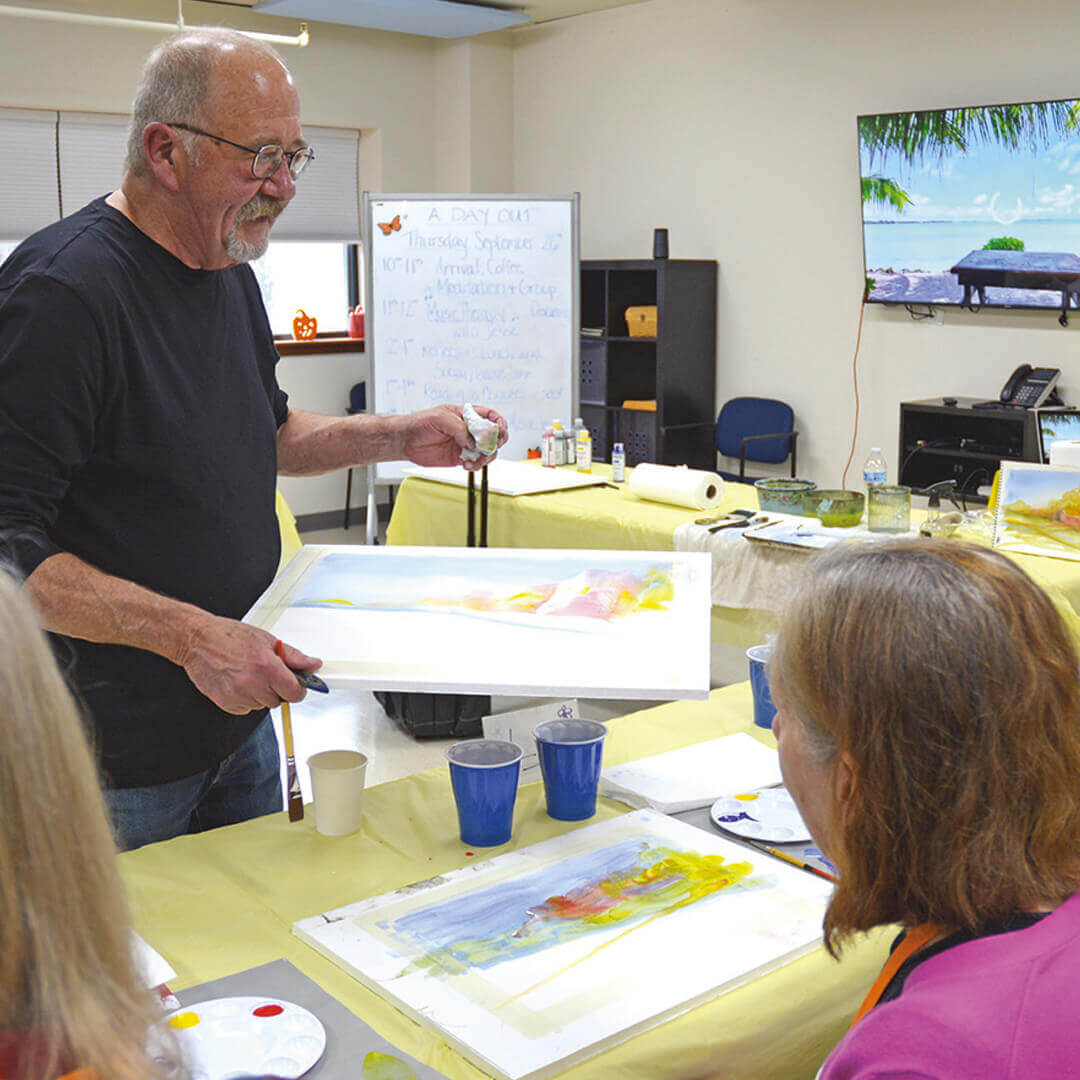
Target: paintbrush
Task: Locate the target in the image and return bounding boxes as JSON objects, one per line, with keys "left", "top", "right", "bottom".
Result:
{"left": 760, "top": 845, "right": 837, "bottom": 883}
{"left": 275, "top": 639, "right": 304, "bottom": 822}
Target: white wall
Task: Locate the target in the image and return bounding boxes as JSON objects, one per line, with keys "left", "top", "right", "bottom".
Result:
{"left": 512, "top": 0, "right": 1080, "bottom": 486}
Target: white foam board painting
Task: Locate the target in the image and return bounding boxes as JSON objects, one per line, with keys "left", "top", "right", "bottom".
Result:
{"left": 293, "top": 810, "right": 831, "bottom": 1080}
{"left": 245, "top": 546, "right": 712, "bottom": 699}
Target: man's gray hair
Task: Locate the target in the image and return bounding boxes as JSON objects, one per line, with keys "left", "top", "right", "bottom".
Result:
{"left": 124, "top": 28, "right": 285, "bottom": 177}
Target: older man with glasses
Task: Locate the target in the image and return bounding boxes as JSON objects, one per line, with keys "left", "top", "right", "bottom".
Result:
{"left": 0, "top": 28, "right": 507, "bottom": 850}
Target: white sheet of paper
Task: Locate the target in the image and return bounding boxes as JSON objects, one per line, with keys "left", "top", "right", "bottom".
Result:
{"left": 482, "top": 699, "right": 581, "bottom": 782}
{"left": 402, "top": 459, "right": 609, "bottom": 496}
{"left": 599, "top": 732, "right": 782, "bottom": 813}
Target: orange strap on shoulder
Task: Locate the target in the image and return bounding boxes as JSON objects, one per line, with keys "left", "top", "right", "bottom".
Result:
{"left": 851, "top": 923, "right": 944, "bottom": 1027}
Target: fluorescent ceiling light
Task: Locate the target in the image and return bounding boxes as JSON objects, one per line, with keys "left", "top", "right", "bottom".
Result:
{"left": 252, "top": 0, "right": 529, "bottom": 38}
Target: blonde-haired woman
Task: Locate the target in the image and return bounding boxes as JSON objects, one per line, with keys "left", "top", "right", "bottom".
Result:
{"left": 770, "top": 539, "right": 1080, "bottom": 1079}
{"left": 0, "top": 569, "right": 178, "bottom": 1080}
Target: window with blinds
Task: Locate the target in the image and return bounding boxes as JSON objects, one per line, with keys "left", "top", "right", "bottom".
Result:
{"left": 0, "top": 109, "right": 60, "bottom": 241}
{"left": 0, "top": 108, "right": 364, "bottom": 336}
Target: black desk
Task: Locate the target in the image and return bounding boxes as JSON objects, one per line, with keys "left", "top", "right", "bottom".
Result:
{"left": 898, "top": 396, "right": 1038, "bottom": 500}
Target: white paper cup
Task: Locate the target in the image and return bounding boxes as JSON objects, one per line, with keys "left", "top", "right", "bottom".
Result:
{"left": 307, "top": 749, "right": 368, "bottom": 836}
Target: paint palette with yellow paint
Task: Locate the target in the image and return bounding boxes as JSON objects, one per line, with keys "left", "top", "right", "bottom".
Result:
{"left": 154, "top": 996, "right": 326, "bottom": 1080}
{"left": 710, "top": 786, "right": 811, "bottom": 842}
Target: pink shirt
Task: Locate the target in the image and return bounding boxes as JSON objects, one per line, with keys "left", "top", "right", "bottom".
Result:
{"left": 820, "top": 891, "right": 1080, "bottom": 1079}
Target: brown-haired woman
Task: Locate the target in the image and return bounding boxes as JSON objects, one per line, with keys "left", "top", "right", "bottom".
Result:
{"left": 0, "top": 568, "right": 180, "bottom": 1080}
{"left": 770, "top": 539, "right": 1080, "bottom": 1079}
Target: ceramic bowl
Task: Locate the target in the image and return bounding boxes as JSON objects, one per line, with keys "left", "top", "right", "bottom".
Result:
{"left": 811, "top": 489, "right": 865, "bottom": 528}
{"left": 753, "top": 478, "right": 817, "bottom": 514}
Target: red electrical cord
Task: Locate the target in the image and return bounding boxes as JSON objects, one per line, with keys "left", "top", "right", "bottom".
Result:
{"left": 840, "top": 298, "right": 868, "bottom": 490}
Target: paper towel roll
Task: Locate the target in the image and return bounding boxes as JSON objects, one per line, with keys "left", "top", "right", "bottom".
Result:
{"left": 1049, "top": 441, "right": 1080, "bottom": 467}
{"left": 627, "top": 463, "right": 725, "bottom": 510}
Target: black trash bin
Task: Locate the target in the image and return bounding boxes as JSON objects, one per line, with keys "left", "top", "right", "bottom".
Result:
{"left": 373, "top": 690, "right": 490, "bottom": 739}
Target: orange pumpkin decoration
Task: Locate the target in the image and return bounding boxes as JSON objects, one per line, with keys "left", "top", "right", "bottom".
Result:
{"left": 292, "top": 308, "right": 318, "bottom": 341}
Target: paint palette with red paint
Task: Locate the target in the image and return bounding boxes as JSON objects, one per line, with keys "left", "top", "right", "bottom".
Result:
{"left": 155, "top": 996, "right": 326, "bottom": 1080}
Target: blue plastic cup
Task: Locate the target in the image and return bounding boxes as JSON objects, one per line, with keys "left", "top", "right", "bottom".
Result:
{"left": 446, "top": 739, "right": 523, "bottom": 847}
{"left": 533, "top": 719, "right": 608, "bottom": 821}
{"left": 747, "top": 644, "right": 778, "bottom": 729}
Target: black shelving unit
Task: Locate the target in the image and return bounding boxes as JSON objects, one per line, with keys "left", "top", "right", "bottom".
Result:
{"left": 580, "top": 258, "right": 717, "bottom": 469}
{"left": 898, "top": 397, "right": 1038, "bottom": 502}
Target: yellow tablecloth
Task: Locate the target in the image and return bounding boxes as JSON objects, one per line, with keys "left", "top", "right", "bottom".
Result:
{"left": 120, "top": 684, "right": 892, "bottom": 1080}
{"left": 386, "top": 467, "right": 1080, "bottom": 649}
{"left": 276, "top": 490, "right": 303, "bottom": 573}
{"left": 386, "top": 464, "right": 758, "bottom": 553}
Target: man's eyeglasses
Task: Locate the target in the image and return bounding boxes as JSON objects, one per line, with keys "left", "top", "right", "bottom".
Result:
{"left": 167, "top": 122, "right": 315, "bottom": 180}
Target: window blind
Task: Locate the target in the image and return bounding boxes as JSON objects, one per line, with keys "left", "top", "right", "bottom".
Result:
{"left": 58, "top": 111, "right": 129, "bottom": 216}
{"left": 271, "top": 124, "right": 361, "bottom": 242}
{"left": 0, "top": 108, "right": 361, "bottom": 243}
{"left": 0, "top": 109, "right": 60, "bottom": 241}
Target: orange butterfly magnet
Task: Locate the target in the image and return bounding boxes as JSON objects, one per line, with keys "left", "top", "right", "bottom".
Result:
{"left": 377, "top": 214, "right": 402, "bottom": 236}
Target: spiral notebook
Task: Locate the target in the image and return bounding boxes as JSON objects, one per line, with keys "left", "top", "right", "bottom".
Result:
{"left": 992, "top": 460, "right": 1080, "bottom": 561}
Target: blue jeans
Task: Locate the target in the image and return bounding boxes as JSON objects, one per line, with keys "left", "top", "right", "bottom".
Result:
{"left": 105, "top": 714, "right": 282, "bottom": 852}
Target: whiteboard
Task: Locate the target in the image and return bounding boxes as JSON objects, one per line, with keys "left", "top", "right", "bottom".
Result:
{"left": 364, "top": 194, "right": 579, "bottom": 480}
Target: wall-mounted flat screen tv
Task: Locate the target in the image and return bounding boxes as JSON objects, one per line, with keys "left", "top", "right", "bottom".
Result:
{"left": 859, "top": 97, "right": 1080, "bottom": 317}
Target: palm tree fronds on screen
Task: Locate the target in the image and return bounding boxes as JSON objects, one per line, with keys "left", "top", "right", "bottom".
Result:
{"left": 860, "top": 102, "right": 1076, "bottom": 168}
{"left": 861, "top": 175, "right": 912, "bottom": 212}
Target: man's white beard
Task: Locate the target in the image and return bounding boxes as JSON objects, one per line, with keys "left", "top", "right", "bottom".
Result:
{"left": 226, "top": 194, "right": 284, "bottom": 263}
{"left": 225, "top": 227, "right": 269, "bottom": 263}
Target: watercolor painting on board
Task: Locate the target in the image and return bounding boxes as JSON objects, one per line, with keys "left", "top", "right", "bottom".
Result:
{"left": 293, "top": 811, "right": 831, "bottom": 1080}
{"left": 245, "top": 545, "right": 712, "bottom": 698}
{"left": 992, "top": 461, "right": 1080, "bottom": 561}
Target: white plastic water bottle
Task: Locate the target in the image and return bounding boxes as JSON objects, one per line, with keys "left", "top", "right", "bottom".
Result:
{"left": 863, "top": 446, "right": 887, "bottom": 490}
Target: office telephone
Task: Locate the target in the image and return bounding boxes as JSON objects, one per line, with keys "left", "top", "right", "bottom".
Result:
{"left": 1000, "top": 364, "right": 1061, "bottom": 408}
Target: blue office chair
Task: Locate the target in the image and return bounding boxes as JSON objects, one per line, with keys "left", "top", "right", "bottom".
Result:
{"left": 715, "top": 396, "right": 798, "bottom": 482}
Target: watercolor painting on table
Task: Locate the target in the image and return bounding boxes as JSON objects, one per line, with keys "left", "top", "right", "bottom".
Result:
{"left": 245, "top": 546, "right": 712, "bottom": 699}
{"left": 992, "top": 461, "right": 1080, "bottom": 561}
{"left": 293, "top": 811, "right": 831, "bottom": 1080}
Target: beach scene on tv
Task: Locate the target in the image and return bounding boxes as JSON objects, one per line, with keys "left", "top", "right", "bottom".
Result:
{"left": 860, "top": 98, "right": 1080, "bottom": 311}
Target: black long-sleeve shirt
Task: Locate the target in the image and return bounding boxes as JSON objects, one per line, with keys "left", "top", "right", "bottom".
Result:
{"left": 0, "top": 197, "right": 288, "bottom": 787}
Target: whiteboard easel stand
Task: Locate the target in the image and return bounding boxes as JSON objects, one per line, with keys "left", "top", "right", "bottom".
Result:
{"left": 363, "top": 192, "right": 580, "bottom": 486}
{"left": 365, "top": 464, "right": 377, "bottom": 545}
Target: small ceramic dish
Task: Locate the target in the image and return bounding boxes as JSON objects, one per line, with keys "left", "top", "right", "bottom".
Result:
{"left": 753, "top": 478, "right": 817, "bottom": 514}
